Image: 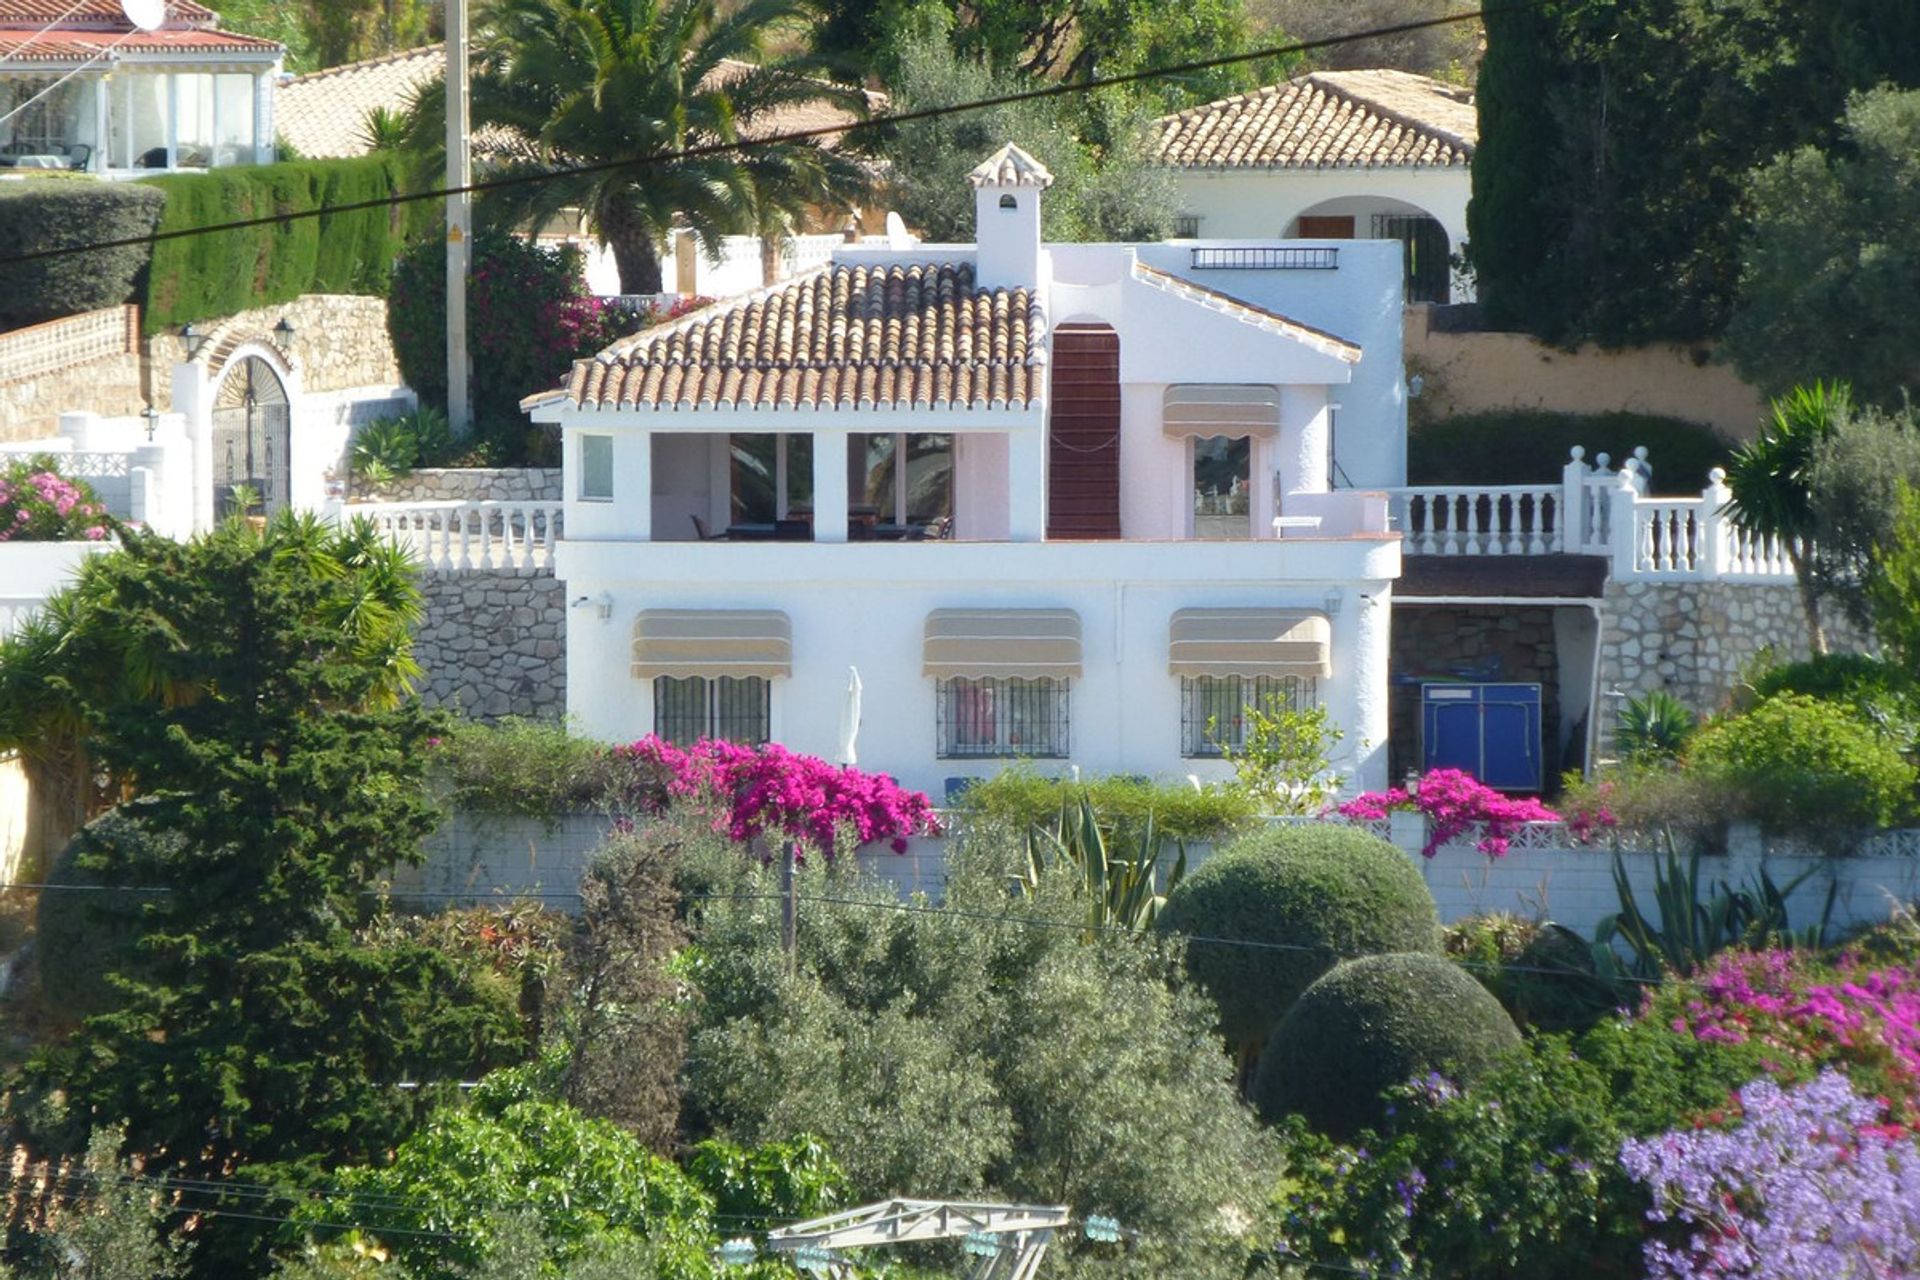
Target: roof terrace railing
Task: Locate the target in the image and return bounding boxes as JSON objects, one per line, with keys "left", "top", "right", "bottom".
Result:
{"left": 1189, "top": 246, "right": 1339, "bottom": 271}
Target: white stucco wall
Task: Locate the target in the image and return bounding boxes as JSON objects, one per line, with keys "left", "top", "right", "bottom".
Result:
{"left": 1169, "top": 167, "right": 1471, "bottom": 265}
{"left": 556, "top": 538, "right": 1399, "bottom": 798}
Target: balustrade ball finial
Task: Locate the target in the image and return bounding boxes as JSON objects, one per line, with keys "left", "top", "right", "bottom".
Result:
{"left": 1569, "top": 445, "right": 1586, "bottom": 461}
{"left": 1709, "top": 466, "right": 1728, "bottom": 486}
{"left": 1595, "top": 452, "right": 1611, "bottom": 469}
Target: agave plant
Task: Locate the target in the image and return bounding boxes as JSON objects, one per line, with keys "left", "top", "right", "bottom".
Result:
{"left": 1592, "top": 835, "right": 1836, "bottom": 981}
{"left": 1615, "top": 690, "right": 1697, "bottom": 762}
{"left": 1017, "top": 796, "right": 1186, "bottom": 935}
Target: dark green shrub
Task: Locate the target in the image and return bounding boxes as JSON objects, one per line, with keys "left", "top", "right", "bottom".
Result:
{"left": 0, "top": 180, "right": 165, "bottom": 330}
{"left": 35, "top": 806, "right": 178, "bottom": 1016}
{"left": 1747, "top": 653, "right": 1920, "bottom": 746}
{"left": 388, "top": 230, "right": 622, "bottom": 455}
{"left": 1502, "top": 922, "right": 1622, "bottom": 1033}
{"left": 140, "top": 155, "right": 433, "bottom": 332}
{"left": 1254, "top": 952, "right": 1521, "bottom": 1139}
{"left": 1153, "top": 824, "right": 1439, "bottom": 1053}
{"left": 957, "top": 767, "right": 1257, "bottom": 842}
{"left": 1408, "top": 410, "right": 1730, "bottom": 489}
{"left": 1688, "top": 693, "right": 1917, "bottom": 845}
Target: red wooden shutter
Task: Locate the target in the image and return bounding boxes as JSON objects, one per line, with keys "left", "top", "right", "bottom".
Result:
{"left": 1047, "top": 323, "right": 1121, "bottom": 540}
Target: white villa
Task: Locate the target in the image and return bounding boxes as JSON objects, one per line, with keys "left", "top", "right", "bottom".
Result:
{"left": 1154, "top": 70, "right": 1475, "bottom": 305}
{"left": 522, "top": 144, "right": 1407, "bottom": 798}
{"left": 0, "top": 0, "right": 280, "bottom": 174}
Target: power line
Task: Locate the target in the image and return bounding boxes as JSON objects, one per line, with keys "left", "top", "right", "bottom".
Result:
{"left": 0, "top": 4, "right": 1517, "bottom": 269}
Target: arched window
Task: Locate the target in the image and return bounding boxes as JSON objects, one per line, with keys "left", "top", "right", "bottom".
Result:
{"left": 998, "top": 193, "right": 1017, "bottom": 210}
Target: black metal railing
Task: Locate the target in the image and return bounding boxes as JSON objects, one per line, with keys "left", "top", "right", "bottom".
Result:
{"left": 1189, "top": 246, "right": 1340, "bottom": 271}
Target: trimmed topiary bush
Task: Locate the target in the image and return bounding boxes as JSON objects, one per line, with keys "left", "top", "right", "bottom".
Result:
{"left": 0, "top": 179, "right": 166, "bottom": 331}
{"left": 1152, "top": 823, "right": 1440, "bottom": 1054}
{"left": 1254, "top": 952, "right": 1522, "bottom": 1139}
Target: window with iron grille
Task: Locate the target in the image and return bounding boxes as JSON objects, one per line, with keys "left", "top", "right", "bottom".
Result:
{"left": 1181, "top": 675, "right": 1316, "bottom": 757}
{"left": 935, "top": 677, "right": 1070, "bottom": 759}
{"left": 1174, "top": 214, "right": 1201, "bottom": 238}
{"left": 653, "top": 675, "right": 771, "bottom": 746}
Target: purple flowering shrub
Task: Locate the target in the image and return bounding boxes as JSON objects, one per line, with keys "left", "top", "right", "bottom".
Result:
{"left": 616, "top": 736, "right": 940, "bottom": 857}
{"left": 0, "top": 456, "right": 113, "bottom": 542}
{"left": 1336, "top": 767, "right": 1560, "bottom": 857}
{"left": 1620, "top": 1070, "right": 1920, "bottom": 1280}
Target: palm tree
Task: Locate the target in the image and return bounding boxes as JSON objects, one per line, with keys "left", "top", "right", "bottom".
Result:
{"left": 454, "top": 0, "right": 871, "bottom": 294}
{"left": 1722, "top": 381, "right": 1853, "bottom": 654}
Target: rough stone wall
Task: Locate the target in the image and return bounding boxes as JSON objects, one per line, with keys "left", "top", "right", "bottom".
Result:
{"left": 0, "top": 308, "right": 144, "bottom": 443}
{"left": 1596, "top": 580, "right": 1870, "bottom": 754}
{"left": 148, "top": 294, "right": 402, "bottom": 406}
{"left": 1388, "top": 605, "right": 1562, "bottom": 783}
{"left": 412, "top": 570, "right": 566, "bottom": 720}
{"left": 363, "top": 468, "right": 563, "bottom": 503}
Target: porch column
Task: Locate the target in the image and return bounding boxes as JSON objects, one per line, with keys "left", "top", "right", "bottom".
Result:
{"left": 617, "top": 431, "right": 652, "bottom": 541}
{"left": 812, "top": 430, "right": 849, "bottom": 542}
{"left": 1008, "top": 425, "right": 1046, "bottom": 542}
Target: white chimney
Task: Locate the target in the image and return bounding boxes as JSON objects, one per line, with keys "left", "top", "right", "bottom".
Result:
{"left": 967, "top": 142, "right": 1052, "bottom": 290}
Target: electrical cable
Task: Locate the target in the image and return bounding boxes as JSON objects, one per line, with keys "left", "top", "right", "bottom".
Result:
{"left": 0, "top": 3, "right": 1532, "bottom": 268}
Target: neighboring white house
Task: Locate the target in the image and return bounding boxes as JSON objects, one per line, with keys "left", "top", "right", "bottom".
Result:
{"left": 0, "top": 0, "right": 280, "bottom": 174}
{"left": 523, "top": 143, "right": 1406, "bottom": 798}
{"left": 1154, "top": 69, "right": 1474, "bottom": 304}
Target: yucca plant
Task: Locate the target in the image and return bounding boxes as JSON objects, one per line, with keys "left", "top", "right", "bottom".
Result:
{"left": 1018, "top": 796, "right": 1186, "bottom": 935}
{"left": 1615, "top": 690, "right": 1697, "bottom": 762}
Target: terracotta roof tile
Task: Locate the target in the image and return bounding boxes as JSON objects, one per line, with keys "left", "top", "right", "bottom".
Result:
{"left": 0, "top": 26, "right": 277, "bottom": 59}
{"left": 540, "top": 262, "right": 1048, "bottom": 414}
{"left": 0, "top": 0, "right": 213, "bottom": 22}
{"left": 1155, "top": 69, "right": 1476, "bottom": 170}
{"left": 967, "top": 141, "right": 1054, "bottom": 188}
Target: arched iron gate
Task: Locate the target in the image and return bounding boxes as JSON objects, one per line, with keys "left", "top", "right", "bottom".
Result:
{"left": 210, "top": 355, "right": 291, "bottom": 518}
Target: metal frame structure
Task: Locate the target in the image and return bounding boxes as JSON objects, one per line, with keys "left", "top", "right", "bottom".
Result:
{"left": 764, "top": 1199, "right": 1073, "bottom": 1280}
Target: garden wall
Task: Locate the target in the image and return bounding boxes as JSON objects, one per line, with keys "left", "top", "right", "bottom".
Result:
{"left": 0, "top": 307, "right": 144, "bottom": 445}
{"left": 148, "top": 294, "right": 401, "bottom": 407}
{"left": 1404, "top": 306, "right": 1766, "bottom": 439}
{"left": 1595, "top": 579, "right": 1869, "bottom": 756}
{"left": 405, "top": 808, "right": 1913, "bottom": 942}
{"left": 364, "top": 468, "right": 563, "bottom": 503}
{"left": 411, "top": 569, "right": 567, "bottom": 720}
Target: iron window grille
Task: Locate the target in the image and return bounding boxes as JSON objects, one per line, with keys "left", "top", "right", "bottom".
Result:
{"left": 1189, "top": 246, "right": 1339, "bottom": 271}
{"left": 1371, "top": 213, "right": 1451, "bottom": 304}
{"left": 1181, "top": 675, "right": 1316, "bottom": 758}
{"left": 1173, "top": 214, "right": 1202, "bottom": 238}
{"left": 936, "top": 676, "right": 1070, "bottom": 759}
{"left": 653, "top": 675, "right": 771, "bottom": 746}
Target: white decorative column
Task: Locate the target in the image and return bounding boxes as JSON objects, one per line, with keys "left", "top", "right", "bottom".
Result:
{"left": 617, "top": 431, "right": 651, "bottom": 541}
{"left": 1007, "top": 425, "right": 1046, "bottom": 542}
{"left": 812, "top": 430, "right": 849, "bottom": 542}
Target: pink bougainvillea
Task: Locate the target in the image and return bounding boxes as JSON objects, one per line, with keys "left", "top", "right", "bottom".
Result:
{"left": 1336, "top": 767, "right": 1560, "bottom": 857}
{"left": 0, "top": 457, "right": 112, "bottom": 543}
{"left": 615, "top": 736, "right": 940, "bottom": 857}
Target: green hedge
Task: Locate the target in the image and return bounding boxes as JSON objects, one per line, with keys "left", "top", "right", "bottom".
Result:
{"left": 0, "top": 179, "right": 165, "bottom": 331}
{"left": 954, "top": 768, "right": 1258, "bottom": 842}
{"left": 140, "top": 155, "right": 435, "bottom": 333}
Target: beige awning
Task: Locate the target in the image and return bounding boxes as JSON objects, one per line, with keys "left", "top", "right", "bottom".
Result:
{"left": 923, "top": 609, "right": 1083, "bottom": 679}
{"left": 632, "top": 609, "right": 792, "bottom": 678}
{"left": 1162, "top": 384, "right": 1282, "bottom": 439}
{"left": 1168, "top": 608, "right": 1331, "bottom": 678}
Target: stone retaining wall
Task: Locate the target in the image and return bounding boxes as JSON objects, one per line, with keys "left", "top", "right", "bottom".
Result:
{"left": 365, "top": 468, "right": 563, "bottom": 503}
{"left": 1596, "top": 580, "right": 1869, "bottom": 755}
{"left": 148, "top": 294, "right": 401, "bottom": 406}
{"left": 412, "top": 570, "right": 566, "bottom": 720}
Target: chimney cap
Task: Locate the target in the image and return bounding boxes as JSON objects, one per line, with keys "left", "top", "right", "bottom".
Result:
{"left": 967, "top": 142, "right": 1054, "bottom": 190}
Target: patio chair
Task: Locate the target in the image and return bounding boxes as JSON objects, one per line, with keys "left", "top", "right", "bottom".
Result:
{"left": 65, "top": 144, "right": 90, "bottom": 170}
{"left": 690, "top": 514, "right": 728, "bottom": 541}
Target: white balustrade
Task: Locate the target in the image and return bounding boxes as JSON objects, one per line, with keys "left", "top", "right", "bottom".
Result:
{"left": 1385, "top": 486, "right": 1563, "bottom": 555}
{"left": 1633, "top": 499, "right": 1707, "bottom": 576}
{"left": 348, "top": 501, "right": 564, "bottom": 574}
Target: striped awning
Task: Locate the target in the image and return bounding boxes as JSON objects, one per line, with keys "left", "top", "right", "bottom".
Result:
{"left": 1168, "top": 608, "right": 1330, "bottom": 678}
{"left": 923, "top": 609, "right": 1083, "bottom": 679}
{"left": 632, "top": 609, "right": 792, "bottom": 678}
{"left": 1162, "top": 384, "right": 1282, "bottom": 439}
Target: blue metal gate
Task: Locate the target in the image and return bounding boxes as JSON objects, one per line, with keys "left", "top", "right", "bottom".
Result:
{"left": 1421, "top": 683, "right": 1544, "bottom": 791}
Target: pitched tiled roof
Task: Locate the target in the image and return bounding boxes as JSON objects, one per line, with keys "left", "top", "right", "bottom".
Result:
{"left": 1131, "top": 263, "right": 1362, "bottom": 363}
{"left": 276, "top": 48, "right": 880, "bottom": 162}
{"left": 967, "top": 142, "right": 1053, "bottom": 188}
{"left": 1155, "top": 69, "right": 1475, "bottom": 170}
{"left": 276, "top": 45, "right": 442, "bottom": 159}
{"left": 0, "top": 26, "right": 277, "bottom": 58}
{"left": 539, "top": 262, "right": 1047, "bottom": 413}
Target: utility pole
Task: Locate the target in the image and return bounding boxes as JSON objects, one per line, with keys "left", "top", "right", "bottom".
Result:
{"left": 780, "top": 841, "right": 798, "bottom": 971}
{"left": 444, "top": 0, "right": 472, "bottom": 437}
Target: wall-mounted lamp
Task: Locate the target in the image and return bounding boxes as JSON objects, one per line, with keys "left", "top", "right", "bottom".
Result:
{"left": 180, "top": 322, "right": 206, "bottom": 358}
{"left": 141, "top": 405, "right": 160, "bottom": 441}
{"left": 1323, "top": 589, "right": 1344, "bottom": 617}
{"left": 1407, "top": 374, "right": 1425, "bottom": 398}
{"left": 570, "top": 593, "right": 613, "bottom": 621}
{"left": 273, "top": 316, "right": 296, "bottom": 345}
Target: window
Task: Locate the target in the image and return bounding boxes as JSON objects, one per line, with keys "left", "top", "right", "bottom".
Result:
{"left": 936, "top": 676, "right": 1069, "bottom": 758}
{"left": 1371, "top": 213, "right": 1452, "bottom": 304}
{"left": 1192, "top": 435, "right": 1251, "bottom": 538}
{"left": 1297, "top": 215, "right": 1356, "bottom": 239}
{"left": 653, "top": 675, "right": 770, "bottom": 745}
{"left": 1174, "top": 214, "right": 1201, "bottom": 238}
{"left": 580, "top": 434, "right": 613, "bottom": 500}
{"left": 1181, "top": 675, "right": 1316, "bottom": 758}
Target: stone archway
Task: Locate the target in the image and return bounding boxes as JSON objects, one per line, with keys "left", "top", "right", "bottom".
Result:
{"left": 209, "top": 353, "right": 291, "bottom": 518}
